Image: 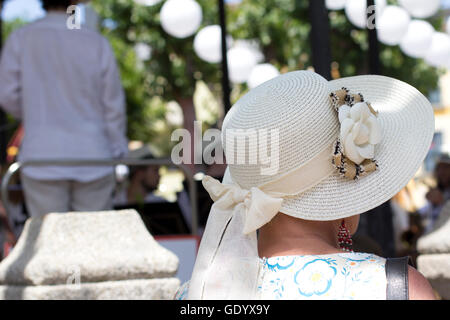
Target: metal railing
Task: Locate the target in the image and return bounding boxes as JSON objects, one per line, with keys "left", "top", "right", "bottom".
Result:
{"left": 0, "top": 158, "right": 199, "bottom": 235}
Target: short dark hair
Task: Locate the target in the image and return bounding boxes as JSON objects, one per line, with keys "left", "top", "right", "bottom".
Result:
{"left": 41, "top": 0, "right": 73, "bottom": 11}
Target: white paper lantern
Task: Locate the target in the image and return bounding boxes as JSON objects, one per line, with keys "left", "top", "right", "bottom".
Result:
{"left": 399, "top": 20, "right": 434, "bottom": 58}
{"left": 233, "top": 39, "right": 265, "bottom": 64}
{"left": 194, "top": 25, "right": 223, "bottom": 63}
{"left": 377, "top": 6, "right": 410, "bottom": 46}
{"left": 160, "top": 0, "right": 202, "bottom": 39}
{"left": 326, "top": 0, "right": 347, "bottom": 11}
{"left": 247, "top": 64, "right": 280, "bottom": 89}
{"left": 398, "top": 0, "right": 440, "bottom": 19}
{"left": 345, "top": 0, "right": 386, "bottom": 29}
{"left": 227, "top": 47, "right": 258, "bottom": 84}
{"left": 134, "top": 43, "right": 152, "bottom": 61}
{"left": 424, "top": 32, "right": 450, "bottom": 68}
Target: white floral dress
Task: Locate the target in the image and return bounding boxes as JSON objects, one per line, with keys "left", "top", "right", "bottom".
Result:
{"left": 258, "top": 252, "right": 386, "bottom": 300}
{"left": 175, "top": 252, "right": 387, "bottom": 300}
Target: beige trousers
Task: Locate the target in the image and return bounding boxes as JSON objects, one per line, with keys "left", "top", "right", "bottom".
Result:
{"left": 20, "top": 173, "right": 116, "bottom": 217}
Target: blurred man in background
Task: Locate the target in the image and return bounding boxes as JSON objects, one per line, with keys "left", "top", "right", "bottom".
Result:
{"left": 420, "top": 155, "right": 450, "bottom": 234}
{"left": 0, "top": 0, "right": 128, "bottom": 217}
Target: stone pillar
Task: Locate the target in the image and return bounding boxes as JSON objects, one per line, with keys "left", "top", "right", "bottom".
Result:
{"left": 0, "top": 210, "right": 180, "bottom": 299}
{"left": 417, "top": 201, "right": 450, "bottom": 300}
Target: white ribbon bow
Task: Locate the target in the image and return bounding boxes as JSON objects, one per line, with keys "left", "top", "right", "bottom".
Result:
{"left": 202, "top": 176, "right": 284, "bottom": 235}
{"left": 188, "top": 145, "right": 335, "bottom": 299}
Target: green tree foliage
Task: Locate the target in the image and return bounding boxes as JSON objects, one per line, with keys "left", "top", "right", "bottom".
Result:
{"left": 92, "top": 0, "right": 222, "bottom": 100}
{"left": 327, "top": 8, "right": 443, "bottom": 95}
{"left": 1, "top": 18, "right": 27, "bottom": 140}
{"left": 2, "top": 17, "right": 26, "bottom": 41}
{"left": 227, "top": 0, "right": 442, "bottom": 96}
{"left": 94, "top": 0, "right": 442, "bottom": 155}
{"left": 91, "top": 0, "right": 225, "bottom": 157}
{"left": 227, "top": 0, "right": 311, "bottom": 72}
{"left": 3, "top": 0, "right": 443, "bottom": 156}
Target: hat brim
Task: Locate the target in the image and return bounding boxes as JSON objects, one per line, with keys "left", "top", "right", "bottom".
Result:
{"left": 223, "top": 75, "right": 435, "bottom": 221}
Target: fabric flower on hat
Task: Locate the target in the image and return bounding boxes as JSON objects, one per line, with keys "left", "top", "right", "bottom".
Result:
{"left": 330, "top": 88, "right": 382, "bottom": 180}
{"left": 338, "top": 102, "right": 382, "bottom": 165}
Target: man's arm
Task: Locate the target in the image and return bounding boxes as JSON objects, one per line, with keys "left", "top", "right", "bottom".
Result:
{"left": 100, "top": 37, "right": 128, "bottom": 158}
{"left": 0, "top": 31, "right": 22, "bottom": 119}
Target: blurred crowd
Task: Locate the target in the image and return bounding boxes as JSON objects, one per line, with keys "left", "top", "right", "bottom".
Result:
{"left": 353, "top": 154, "right": 450, "bottom": 265}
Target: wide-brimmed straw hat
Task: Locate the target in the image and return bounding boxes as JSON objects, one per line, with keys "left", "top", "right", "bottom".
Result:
{"left": 188, "top": 70, "right": 434, "bottom": 299}
{"left": 221, "top": 70, "right": 434, "bottom": 221}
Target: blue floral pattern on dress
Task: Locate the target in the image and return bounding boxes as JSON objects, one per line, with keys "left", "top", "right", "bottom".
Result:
{"left": 266, "top": 256, "right": 296, "bottom": 271}
{"left": 175, "top": 252, "right": 387, "bottom": 300}
{"left": 174, "top": 281, "right": 189, "bottom": 300}
{"left": 258, "top": 252, "right": 386, "bottom": 300}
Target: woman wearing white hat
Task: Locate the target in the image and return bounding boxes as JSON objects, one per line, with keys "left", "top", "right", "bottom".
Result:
{"left": 180, "top": 71, "right": 436, "bottom": 300}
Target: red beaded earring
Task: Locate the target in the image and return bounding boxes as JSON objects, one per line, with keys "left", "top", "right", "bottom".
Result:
{"left": 338, "top": 220, "right": 353, "bottom": 252}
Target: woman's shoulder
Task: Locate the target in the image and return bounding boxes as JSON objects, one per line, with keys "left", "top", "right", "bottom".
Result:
{"left": 407, "top": 266, "right": 437, "bottom": 300}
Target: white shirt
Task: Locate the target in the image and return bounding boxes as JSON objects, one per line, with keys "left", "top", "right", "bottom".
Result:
{"left": 0, "top": 12, "right": 128, "bottom": 182}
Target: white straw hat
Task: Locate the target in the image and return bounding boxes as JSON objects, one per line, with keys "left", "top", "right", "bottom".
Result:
{"left": 221, "top": 70, "right": 435, "bottom": 221}
{"left": 189, "top": 70, "right": 434, "bottom": 299}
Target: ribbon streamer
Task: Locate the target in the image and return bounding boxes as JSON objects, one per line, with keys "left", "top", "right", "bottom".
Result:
{"left": 188, "top": 143, "right": 335, "bottom": 299}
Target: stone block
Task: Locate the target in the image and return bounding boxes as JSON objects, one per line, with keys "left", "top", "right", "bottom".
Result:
{"left": 417, "top": 254, "right": 450, "bottom": 300}
{"left": 417, "top": 202, "right": 450, "bottom": 254}
{"left": 0, "top": 278, "right": 180, "bottom": 300}
{"left": 0, "top": 210, "right": 179, "bottom": 286}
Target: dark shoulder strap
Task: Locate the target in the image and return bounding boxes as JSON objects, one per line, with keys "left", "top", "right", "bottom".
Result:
{"left": 386, "top": 256, "right": 410, "bottom": 300}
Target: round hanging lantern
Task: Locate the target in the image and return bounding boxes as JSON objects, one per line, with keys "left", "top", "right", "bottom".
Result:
{"left": 227, "top": 47, "right": 258, "bottom": 84}
{"left": 194, "top": 25, "right": 223, "bottom": 63}
{"left": 233, "top": 39, "right": 265, "bottom": 64}
{"left": 398, "top": 0, "right": 440, "bottom": 19}
{"left": 424, "top": 32, "right": 450, "bottom": 68}
{"left": 160, "top": 0, "right": 202, "bottom": 39}
{"left": 247, "top": 64, "right": 280, "bottom": 89}
{"left": 134, "top": 43, "right": 152, "bottom": 61}
{"left": 377, "top": 6, "right": 410, "bottom": 46}
{"left": 345, "top": 0, "right": 386, "bottom": 29}
{"left": 399, "top": 20, "right": 434, "bottom": 58}
{"left": 325, "top": 0, "right": 347, "bottom": 11}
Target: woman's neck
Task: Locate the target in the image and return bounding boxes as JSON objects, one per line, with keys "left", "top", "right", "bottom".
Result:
{"left": 257, "top": 213, "right": 342, "bottom": 258}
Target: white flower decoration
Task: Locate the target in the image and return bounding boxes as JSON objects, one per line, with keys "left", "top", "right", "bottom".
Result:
{"left": 338, "top": 102, "right": 382, "bottom": 165}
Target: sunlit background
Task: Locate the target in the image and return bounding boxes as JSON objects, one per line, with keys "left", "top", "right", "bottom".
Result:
{"left": 2, "top": 0, "right": 450, "bottom": 298}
